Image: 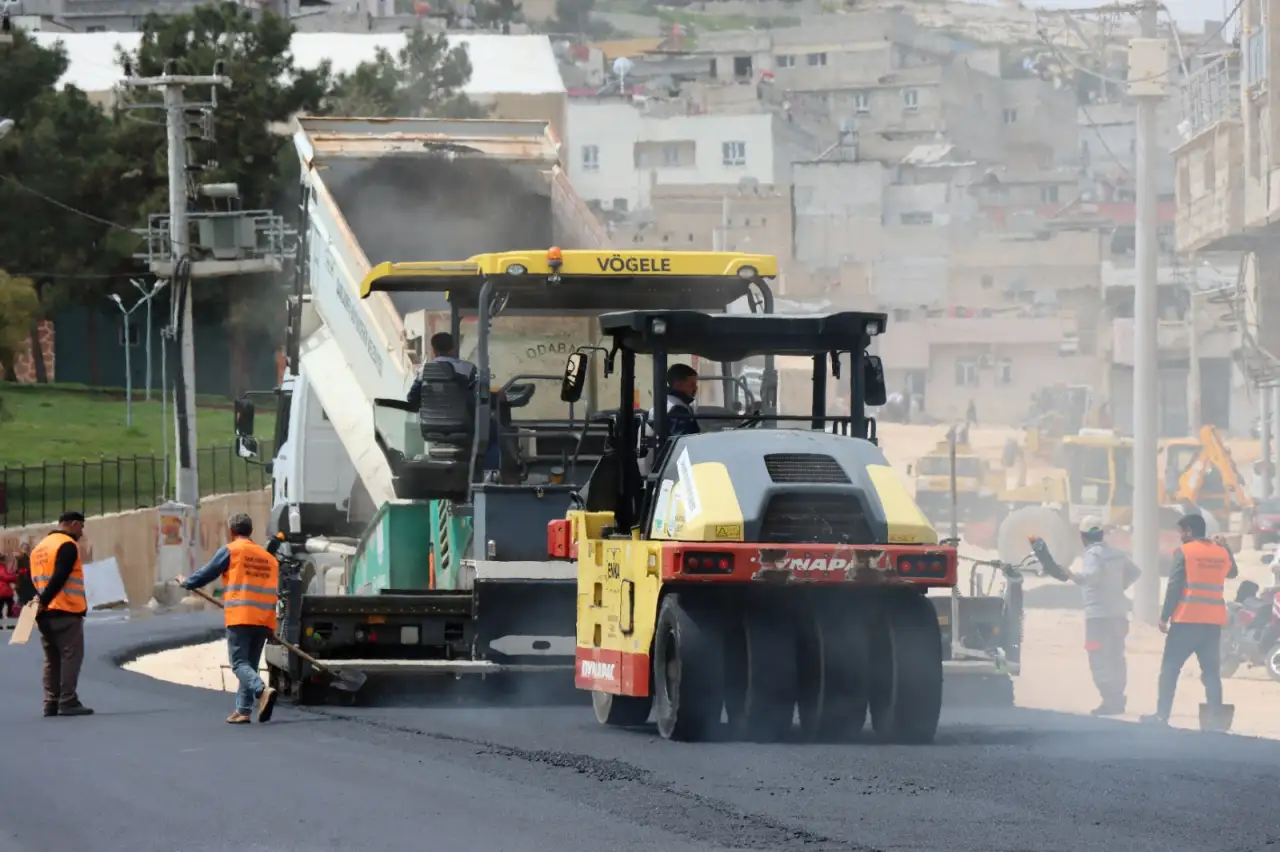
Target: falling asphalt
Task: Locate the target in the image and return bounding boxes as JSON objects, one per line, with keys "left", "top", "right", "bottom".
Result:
{"left": 1, "top": 612, "right": 1277, "bottom": 852}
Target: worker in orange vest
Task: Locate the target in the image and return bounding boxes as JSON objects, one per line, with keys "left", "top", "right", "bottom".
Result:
{"left": 178, "top": 513, "right": 280, "bottom": 725}
{"left": 1142, "top": 513, "right": 1236, "bottom": 728}
{"left": 30, "top": 511, "right": 94, "bottom": 717}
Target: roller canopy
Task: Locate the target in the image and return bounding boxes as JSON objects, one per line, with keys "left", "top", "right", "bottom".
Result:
{"left": 598, "top": 310, "right": 889, "bottom": 362}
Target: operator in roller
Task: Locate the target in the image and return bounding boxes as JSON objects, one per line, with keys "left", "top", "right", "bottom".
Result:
{"left": 649, "top": 363, "right": 700, "bottom": 439}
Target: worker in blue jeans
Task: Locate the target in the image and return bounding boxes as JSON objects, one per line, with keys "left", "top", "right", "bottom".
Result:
{"left": 178, "top": 514, "right": 280, "bottom": 724}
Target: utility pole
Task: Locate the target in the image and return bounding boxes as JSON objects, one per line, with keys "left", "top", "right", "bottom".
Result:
{"left": 122, "top": 63, "right": 230, "bottom": 591}
{"left": 1129, "top": 0, "right": 1165, "bottom": 624}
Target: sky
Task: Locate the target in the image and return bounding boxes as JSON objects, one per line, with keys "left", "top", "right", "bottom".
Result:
{"left": 969, "top": 0, "right": 1239, "bottom": 35}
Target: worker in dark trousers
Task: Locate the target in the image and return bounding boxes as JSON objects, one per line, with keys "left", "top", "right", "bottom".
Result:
{"left": 30, "top": 511, "right": 94, "bottom": 717}
{"left": 1141, "top": 514, "right": 1236, "bottom": 729}
{"left": 1030, "top": 517, "right": 1140, "bottom": 715}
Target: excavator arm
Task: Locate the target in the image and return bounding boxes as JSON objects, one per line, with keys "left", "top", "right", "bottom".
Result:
{"left": 1165, "top": 425, "right": 1253, "bottom": 516}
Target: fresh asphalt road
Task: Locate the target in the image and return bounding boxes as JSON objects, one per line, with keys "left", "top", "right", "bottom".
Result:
{"left": 0, "top": 614, "right": 1277, "bottom": 852}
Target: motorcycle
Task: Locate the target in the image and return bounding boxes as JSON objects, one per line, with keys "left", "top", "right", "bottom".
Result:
{"left": 1221, "top": 578, "right": 1280, "bottom": 681}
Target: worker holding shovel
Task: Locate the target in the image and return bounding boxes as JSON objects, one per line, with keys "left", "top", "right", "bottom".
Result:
{"left": 177, "top": 513, "right": 279, "bottom": 725}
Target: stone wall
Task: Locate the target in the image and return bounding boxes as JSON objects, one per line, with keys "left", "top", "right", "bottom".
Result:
{"left": 0, "top": 320, "right": 55, "bottom": 382}
{"left": 0, "top": 489, "right": 271, "bottom": 609}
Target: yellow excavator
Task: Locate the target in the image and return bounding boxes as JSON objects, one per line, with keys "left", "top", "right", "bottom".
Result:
{"left": 1160, "top": 425, "right": 1253, "bottom": 526}
{"left": 990, "top": 426, "right": 1249, "bottom": 568}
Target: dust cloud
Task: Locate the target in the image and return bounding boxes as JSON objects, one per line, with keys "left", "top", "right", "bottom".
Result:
{"left": 325, "top": 155, "right": 554, "bottom": 316}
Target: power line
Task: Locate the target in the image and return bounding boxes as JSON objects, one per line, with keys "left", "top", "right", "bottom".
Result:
{"left": 1034, "top": 0, "right": 1244, "bottom": 88}
{"left": 9, "top": 270, "right": 149, "bottom": 280}
{"left": 0, "top": 173, "right": 141, "bottom": 235}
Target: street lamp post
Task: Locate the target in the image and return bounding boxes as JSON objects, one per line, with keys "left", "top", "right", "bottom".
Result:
{"left": 108, "top": 292, "right": 149, "bottom": 428}
{"left": 130, "top": 278, "right": 168, "bottom": 401}
{"left": 0, "top": 119, "right": 13, "bottom": 139}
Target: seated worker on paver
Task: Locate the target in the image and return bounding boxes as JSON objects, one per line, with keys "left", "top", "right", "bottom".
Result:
{"left": 407, "top": 331, "right": 505, "bottom": 469}
{"left": 177, "top": 513, "right": 280, "bottom": 725}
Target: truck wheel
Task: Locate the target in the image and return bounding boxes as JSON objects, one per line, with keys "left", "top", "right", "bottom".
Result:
{"left": 729, "top": 601, "right": 797, "bottom": 742}
{"left": 869, "top": 592, "right": 943, "bottom": 744}
{"left": 797, "top": 597, "right": 869, "bottom": 742}
{"left": 653, "top": 594, "right": 724, "bottom": 741}
{"left": 592, "top": 691, "right": 652, "bottom": 726}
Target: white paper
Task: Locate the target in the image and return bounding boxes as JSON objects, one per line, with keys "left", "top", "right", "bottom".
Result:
{"left": 83, "top": 556, "right": 128, "bottom": 610}
{"left": 676, "top": 448, "right": 701, "bottom": 520}
{"left": 652, "top": 480, "right": 674, "bottom": 536}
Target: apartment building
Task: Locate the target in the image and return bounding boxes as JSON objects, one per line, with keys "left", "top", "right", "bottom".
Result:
{"left": 566, "top": 97, "right": 816, "bottom": 212}
{"left": 1170, "top": 0, "right": 1274, "bottom": 434}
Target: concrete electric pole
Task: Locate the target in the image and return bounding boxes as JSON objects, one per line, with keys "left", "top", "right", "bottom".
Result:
{"left": 122, "top": 64, "right": 230, "bottom": 589}
{"left": 1129, "top": 1, "right": 1167, "bottom": 624}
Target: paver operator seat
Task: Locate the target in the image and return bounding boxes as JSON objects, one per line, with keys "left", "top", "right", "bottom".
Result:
{"left": 418, "top": 361, "right": 477, "bottom": 462}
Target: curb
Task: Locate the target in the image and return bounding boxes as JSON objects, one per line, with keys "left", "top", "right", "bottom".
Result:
{"left": 104, "top": 621, "right": 225, "bottom": 668}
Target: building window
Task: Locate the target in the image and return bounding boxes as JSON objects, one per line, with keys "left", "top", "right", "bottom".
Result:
{"left": 807, "top": 52, "right": 827, "bottom": 66}
{"left": 981, "top": 274, "right": 993, "bottom": 289}
{"left": 663, "top": 144, "right": 681, "bottom": 167}
{"left": 893, "top": 308, "right": 911, "bottom": 322}
{"left": 955, "top": 360, "right": 978, "bottom": 387}
{"left": 722, "top": 141, "right": 746, "bottom": 167}
{"left": 1040, "top": 185, "right": 1060, "bottom": 204}
{"left": 733, "top": 55, "right": 753, "bottom": 79}
{"left": 581, "top": 145, "right": 599, "bottom": 172}
{"left": 776, "top": 54, "right": 796, "bottom": 68}
{"left": 903, "top": 88, "right": 919, "bottom": 111}
{"left": 853, "top": 91, "right": 870, "bottom": 114}
{"left": 1003, "top": 107, "right": 1018, "bottom": 124}
{"left": 900, "top": 211, "right": 933, "bottom": 225}
{"left": 997, "top": 358, "right": 1013, "bottom": 385}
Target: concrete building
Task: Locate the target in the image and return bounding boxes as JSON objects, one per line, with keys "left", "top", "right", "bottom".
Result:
{"left": 567, "top": 97, "right": 813, "bottom": 212}
{"left": 1170, "top": 0, "right": 1276, "bottom": 435}
{"left": 876, "top": 315, "right": 1095, "bottom": 424}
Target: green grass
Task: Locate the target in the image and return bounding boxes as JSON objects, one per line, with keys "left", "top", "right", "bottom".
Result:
{"left": 0, "top": 383, "right": 279, "bottom": 526}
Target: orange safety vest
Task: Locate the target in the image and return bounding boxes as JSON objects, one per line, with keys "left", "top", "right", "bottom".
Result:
{"left": 29, "top": 532, "right": 86, "bottom": 615}
{"left": 1172, "top": 539, "right": 1232, "bottom": 626}
{"left": 222, "top": 538, "right": 279, "bottom": 630}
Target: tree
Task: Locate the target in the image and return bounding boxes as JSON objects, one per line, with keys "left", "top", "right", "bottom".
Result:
{"left": 0, "top": 272, "right": 41, "bottom": 408}
{"left": 114, "top": 3, "right": 333, "bottom": 388}
{"left": 0, "top": 31, "right": 125, "bottom": 382}
{"left": 326, "top": 25, "right": 485, "bottom": 118}
{"left": 474, "top": 0, "right": 523, "bottom": 32}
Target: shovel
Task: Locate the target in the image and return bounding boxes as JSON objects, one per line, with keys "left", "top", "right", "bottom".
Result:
{"left": 183, "top": 585, "right": 367, "bottom": 694}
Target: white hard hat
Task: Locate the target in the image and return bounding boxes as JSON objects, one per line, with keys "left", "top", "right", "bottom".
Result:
{"left": 1078, "top": 515, "right": 1104, "bottom": 534}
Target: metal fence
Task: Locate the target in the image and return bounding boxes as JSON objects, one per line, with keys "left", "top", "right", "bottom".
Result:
{"left": 1178, "top": 53, "right": 1241, "bottom": 137}
{"left": 0, "top": 443, "right": 273, "bottom": 528}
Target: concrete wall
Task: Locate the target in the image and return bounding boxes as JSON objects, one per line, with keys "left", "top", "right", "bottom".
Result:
{"left": 608, "top": 182, "right": 793, "bottom": 257}
{"left": 568, "top": 100, "right": 778, "bottom": 210}
{"left": 792, "top": 160, "right": 888, "bottom": 270}
{"left": 949, "top": 230, "right": 1105, "bottom": 308}
{"left": 0, "top": 490, "right": 271, "bottom": 610}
